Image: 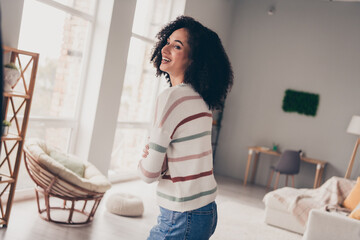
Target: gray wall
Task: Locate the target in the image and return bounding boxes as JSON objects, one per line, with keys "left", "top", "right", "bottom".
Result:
{"left": 184, "top": 0, "right": 236, "bottom": 50}
{"left": 215, "top": 0, "right": 360, "bottom": 188}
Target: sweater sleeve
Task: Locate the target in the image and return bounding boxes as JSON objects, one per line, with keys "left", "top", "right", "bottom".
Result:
{"left": 137, "top": 89, "right": 174, "bottom": 183}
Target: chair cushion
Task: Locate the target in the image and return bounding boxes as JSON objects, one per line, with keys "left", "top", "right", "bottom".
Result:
{"left": 49, "top": 150, "right": 85, "bottom": 178}
{"left": 106, "top": 193, "right": 144, "bottom": 217}
{"left": 25, "top": 138, "right": 111, "bottom": 193}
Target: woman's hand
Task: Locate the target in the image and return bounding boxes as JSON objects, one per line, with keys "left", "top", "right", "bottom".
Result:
{"left": 142, "top": 144, "right": 149, "bottom": 158}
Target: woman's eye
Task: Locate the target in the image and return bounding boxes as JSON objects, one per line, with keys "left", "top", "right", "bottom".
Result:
{"left": 174, "top": 45, "right": 181, "bottom": 50}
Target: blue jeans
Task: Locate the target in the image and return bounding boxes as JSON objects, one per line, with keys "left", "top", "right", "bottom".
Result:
{"left": 147, "top": 202, "right": 217, "bottom": 240}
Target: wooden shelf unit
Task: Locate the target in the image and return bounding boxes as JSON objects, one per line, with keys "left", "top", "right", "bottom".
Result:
{"left": 0, "top": 46, "right": 39, "bottom": 227}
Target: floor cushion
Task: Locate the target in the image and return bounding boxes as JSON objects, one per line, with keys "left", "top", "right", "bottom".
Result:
{"left": 106, "top": 193, "right": 144, "bottom": 217}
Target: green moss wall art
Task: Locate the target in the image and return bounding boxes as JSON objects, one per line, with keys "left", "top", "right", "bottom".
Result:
{"left": 282, "top": 89, "right": 319, "bottom": 117}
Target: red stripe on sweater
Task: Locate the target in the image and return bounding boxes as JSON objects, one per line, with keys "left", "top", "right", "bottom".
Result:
{"left": 160, "top": 96, "right": 202, "bottom": 127}
{"left": 139, "top": 160, "right": 161, "bottom": 179}
{"left": 162, "top": 169, "right": 213, "bottom": 183}
{"left": 171, "top": 112, "right": 212, "bottom": 139}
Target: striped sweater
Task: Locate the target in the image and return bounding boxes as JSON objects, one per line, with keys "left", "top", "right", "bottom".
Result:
{"left": 138, "top": 83, "right": 217, "bottom": 212}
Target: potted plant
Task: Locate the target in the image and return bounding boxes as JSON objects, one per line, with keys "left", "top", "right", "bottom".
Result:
{"left": 3, "top": 63, "right": 20, "bottom": 92}
{"left": 2, "top": 120, "right": 11, "bottom": 136}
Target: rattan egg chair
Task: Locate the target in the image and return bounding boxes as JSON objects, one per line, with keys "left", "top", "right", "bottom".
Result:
{"left": 23, "top": 139, "right": 111, "bottom": 225}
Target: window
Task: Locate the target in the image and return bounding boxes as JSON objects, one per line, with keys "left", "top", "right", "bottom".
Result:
{"left": 109, "top": 0, "right": 185, "bottom": 179}
{"left": 16, "top": 0, "right": 97, "bottom": 189}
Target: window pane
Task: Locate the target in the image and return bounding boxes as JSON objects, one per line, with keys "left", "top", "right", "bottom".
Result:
{"left": 118, "top": 37, "right": 159, "bottom": 122}
{"left": 132, "top": 0, "right": 173, "bottom": 39}
{"left": 18, "top": 0, "right": 91, "bottom": 118}
{"left": 26, "top": 126, "right": 72, "bottom": 152}
{"left": 110, "top": 128, "right": 148, "bottom": 173}
{"left": 49, "top": 0, "right": 96, "bottom": 15}
{"left": 110, "top": 0, "right": 185, "bottom": 179}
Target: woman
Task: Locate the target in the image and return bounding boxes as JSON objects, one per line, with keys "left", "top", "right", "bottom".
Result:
{"left": 138, "top": 16, "right": 233, "bottom": 240}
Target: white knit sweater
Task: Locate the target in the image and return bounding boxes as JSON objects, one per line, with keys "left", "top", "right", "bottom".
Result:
{"left": 138, "top": 83, "right": 217, "bottom": 212}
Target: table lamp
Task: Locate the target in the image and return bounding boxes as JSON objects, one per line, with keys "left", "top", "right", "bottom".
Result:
{"left": 345, "top": 115, "right": 360, "bottom": 178}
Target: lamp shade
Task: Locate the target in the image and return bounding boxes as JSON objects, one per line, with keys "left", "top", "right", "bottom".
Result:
{"left": 347, "top": 115, "right": 360, "bottom": 135}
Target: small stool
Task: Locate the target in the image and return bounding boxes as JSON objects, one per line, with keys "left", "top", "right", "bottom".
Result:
{"left": 106, "top": 193, "right": 144, "bottom": 217}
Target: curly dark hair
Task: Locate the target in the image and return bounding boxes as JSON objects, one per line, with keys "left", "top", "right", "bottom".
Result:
{"left": 151, "top": 16, "right": 233, "bottom": 110}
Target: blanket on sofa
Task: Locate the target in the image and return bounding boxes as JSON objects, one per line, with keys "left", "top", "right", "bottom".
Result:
{"left": 263, "top": 176, "right": 355, "bottom": 225}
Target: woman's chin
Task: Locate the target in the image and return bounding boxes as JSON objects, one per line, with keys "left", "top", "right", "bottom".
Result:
{"left": 160, "top": 65, "right": 168, "bottom": 73}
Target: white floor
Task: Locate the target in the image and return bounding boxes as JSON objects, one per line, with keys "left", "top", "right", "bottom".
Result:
{"left": 0, "top": 175, "right": 302, "bottom": 240}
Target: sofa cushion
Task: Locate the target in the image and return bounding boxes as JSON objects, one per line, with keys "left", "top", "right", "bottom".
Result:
{"left": 349, "top": 202, "right": 360, "bottom": 220}
{"left": 303, "top": 209, "right": 360, "bottom": 240}
{"left": 343, "top": 177, "right": 360, "bottom": 210}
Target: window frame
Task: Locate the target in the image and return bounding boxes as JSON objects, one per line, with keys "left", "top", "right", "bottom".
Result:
{"left": 20, "top": 0, "right": 99, "bottom": 152}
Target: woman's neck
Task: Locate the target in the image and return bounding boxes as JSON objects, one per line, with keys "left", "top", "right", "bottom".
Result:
{"left": 170, "top": 75, "right": 184, "bottom": 87}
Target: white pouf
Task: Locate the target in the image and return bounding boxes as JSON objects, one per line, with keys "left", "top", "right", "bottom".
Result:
{"left": 106, "top": 193, "right": 144, "bottom": 217}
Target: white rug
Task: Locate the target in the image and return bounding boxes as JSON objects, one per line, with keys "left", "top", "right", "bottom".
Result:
{"left": 211, "top": 201, "right": 302, "bottom": 240}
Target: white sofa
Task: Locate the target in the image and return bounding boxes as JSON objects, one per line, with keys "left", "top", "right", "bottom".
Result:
{"left": 264, "top": 193, "right": 305, "bottom": 234}
{"left": 263, "top": 177, "right": 356, "bottom": 235}
{"left": 303, "top": 209, "right": 360, "bottom": 240}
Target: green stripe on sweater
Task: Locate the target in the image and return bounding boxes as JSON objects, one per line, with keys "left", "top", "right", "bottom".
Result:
{"left": 171, "top": 131, "right": 211, "bottom": 143}
{"left": 149, "top": 142, "right": 167, "bottom": 153}
{"left": 157, "top": 187, "right": 217, "bottom": 202}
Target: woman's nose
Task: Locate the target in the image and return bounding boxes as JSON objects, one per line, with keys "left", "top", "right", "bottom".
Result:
{"left": 162, "top": 44, "right": 170, "bottom": 54}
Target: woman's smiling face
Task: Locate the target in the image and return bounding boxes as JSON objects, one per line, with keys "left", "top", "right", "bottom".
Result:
{"left": 160, "top": 28, "right": 191, "bottom": 84}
